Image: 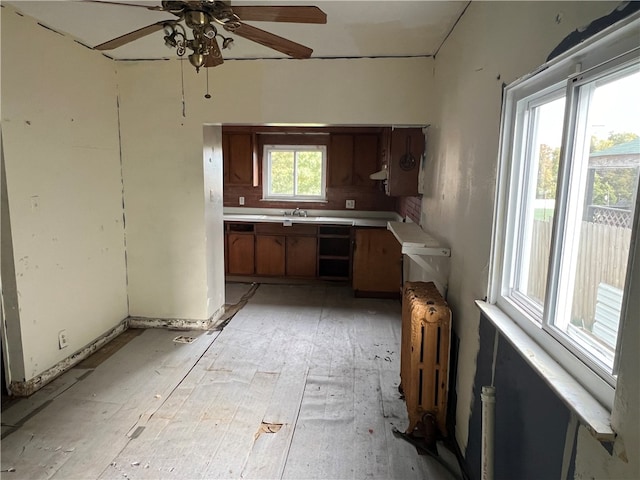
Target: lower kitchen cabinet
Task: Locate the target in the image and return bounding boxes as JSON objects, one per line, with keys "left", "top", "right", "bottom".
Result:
{"left": 226, "top": 222, "right": 396, "bottom": 289}
{"left": 286, "top": 236, "right": 317, "bottom": 277}
{"left": 255, "top": 235, "right": 286, "bottom": 276}
{"left": 352, "top": 228, "right": 402, "bottom": 297}
{"left": 227, "top": 233, "right": 255, "bottom": 275}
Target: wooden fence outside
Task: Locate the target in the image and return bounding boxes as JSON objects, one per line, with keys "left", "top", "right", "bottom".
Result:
{"left": 527, "top": 220, "right": 632, "bottom": 330}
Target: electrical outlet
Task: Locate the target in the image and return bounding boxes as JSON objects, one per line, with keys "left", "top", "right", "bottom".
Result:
{"left": 58, "top": 330, "right": 68, "bottom": 349}
{"left": 239, "top": 196, "right": 245, "bottom": 206}
{"left": 30, "top": 195, "right": 40, "bottom": 211}
{"left": 346, "top": 199, "right": 355, "bottom": 209}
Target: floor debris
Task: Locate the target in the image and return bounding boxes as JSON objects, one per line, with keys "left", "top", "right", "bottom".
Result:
{"left": 255, "top": 421, "right": 284, "bottom": 439}
{"left": 172, "top": 335, "right": 196, "bottom": 344}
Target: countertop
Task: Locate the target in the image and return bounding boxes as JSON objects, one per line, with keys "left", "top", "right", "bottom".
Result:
{"left": 223, "top": 208, "right": 401, "bottom": 228}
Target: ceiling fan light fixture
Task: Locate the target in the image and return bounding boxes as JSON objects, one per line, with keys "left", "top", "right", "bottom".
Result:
{"left": 203, "top": 24, "right": 217, "bottom": 39}
{"left": 163, "top": 23, "right": 175, "bottom": 36}
{"left": 221, "top": 36, "right": 234, "bottom": 50}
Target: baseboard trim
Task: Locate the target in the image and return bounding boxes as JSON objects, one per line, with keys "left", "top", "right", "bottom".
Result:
{"left": 128, "top": 306, "right": 225, "bottom": 331}
{"left": 8, "top": 307, "right": 227, "bottom": 397}
{"left": 9, "top": 318, "right": 129, "bottom": 397}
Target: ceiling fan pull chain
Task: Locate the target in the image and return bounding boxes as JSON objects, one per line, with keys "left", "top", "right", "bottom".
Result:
{"left": 180, "top": 58, "right": 186, "bottom": 117}
{"left": 204, "top": 68, "right": 212, "bottom": 99}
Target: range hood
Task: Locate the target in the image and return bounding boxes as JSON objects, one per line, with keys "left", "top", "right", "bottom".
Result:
{"left": 369, "top": 165, "right": 388, "bottom": 180}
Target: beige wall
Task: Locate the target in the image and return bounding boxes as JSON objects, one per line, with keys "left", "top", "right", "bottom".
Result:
{"left": 115, "top": 57, "right": 433, "bottom": 319}
{"left": 426, "top": 1, "right": 638, "bottom": 477}
{"left": 203, "top": 125, "right": 225, "bottom": 320}
{"left": 1, "top": 7, "right": 128, "bottom": 381}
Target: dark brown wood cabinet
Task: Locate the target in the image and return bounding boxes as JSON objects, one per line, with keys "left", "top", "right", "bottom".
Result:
{"left": 329, "top": 134, "right": 354, "bottom": 186}
{"left": 329, "top": 133, "right": 380, "bottom": 188}
{"left": 352, "top": 228, "right": 402, "bottom": 297}
{"left": 286, "top": 236, "right": 317, "bottom": 277}
{"left": 222, "top": 131, "right": 255, "bottom": 186}
{"left": 227, "top": 232, "right": 255, "bottom": 275}
{"left": 383, "top": 127, "right": 425, "bottom": 196}
{"left": 353, "top": 134, "right": 379, "bottom": 187}
{"left": 255, "top": 235, "right": 286, "bottom": 276}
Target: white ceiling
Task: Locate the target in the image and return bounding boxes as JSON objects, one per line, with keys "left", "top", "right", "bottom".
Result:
{"left": 6, "top": 1, "right": 469, "bottom": 61}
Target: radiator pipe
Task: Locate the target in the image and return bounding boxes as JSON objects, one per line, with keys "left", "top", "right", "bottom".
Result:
{"left": 481, "top": 385, "right": 496, "bottom": 480}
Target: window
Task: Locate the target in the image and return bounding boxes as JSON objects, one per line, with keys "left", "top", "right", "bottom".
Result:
{"left": 263, "top": 144, "right": 327, "bottom": 201}
{"left": 491, "top": 19, "right": 640, "bottom": 409}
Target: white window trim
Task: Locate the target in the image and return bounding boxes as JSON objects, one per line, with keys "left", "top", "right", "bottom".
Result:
{"left": 262, "top": 144, "right": 327, "bottom": 202}
{"left": 488, "top": 14, "right": 640, "bottom": 413}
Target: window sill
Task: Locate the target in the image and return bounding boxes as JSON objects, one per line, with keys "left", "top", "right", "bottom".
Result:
{"left": 475, "top": 300, "right": 615, "bottom": 442}
{"left": 260, "top": 198, "right": 329, "bottom": 204}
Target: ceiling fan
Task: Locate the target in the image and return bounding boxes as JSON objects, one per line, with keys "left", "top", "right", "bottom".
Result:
{"left": 89, "top": 1, "right": 327, "bottom": 71}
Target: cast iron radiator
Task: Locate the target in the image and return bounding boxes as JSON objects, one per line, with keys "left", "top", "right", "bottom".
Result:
{"left": 401, "top": 281, "right": 451, "bottom": 436}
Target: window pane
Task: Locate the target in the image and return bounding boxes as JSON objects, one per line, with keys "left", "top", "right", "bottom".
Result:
{"left": 270, "top": 151, "right": 294, "bottom": 195}
{"left": 295, "top": 151, "right": 323, "bottom": 196}
{"left": 514, "top": 96, "right": 565, "bottom": 312}
{"left": 554, "top": 68, "right": 640, "bottom": 372}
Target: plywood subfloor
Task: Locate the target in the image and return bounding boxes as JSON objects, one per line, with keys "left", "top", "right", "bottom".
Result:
{"left": 1, "top": 284, "right": 459, "bottom": 480}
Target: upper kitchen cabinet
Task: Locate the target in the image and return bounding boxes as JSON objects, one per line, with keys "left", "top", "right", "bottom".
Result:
{"left": 328, "top": 132, "right": 380, "bottom": 188}
{"left": 222, "top": 127, "right": 257, "bottom": 186}
{"left": 353, "top": 134, "right": 379, "bottom": 187}
{"left": 381, "top": 127, "right": 425, "bottom": 196}
{"left": 328, "top": 134, "right": 354, "bottom": 186}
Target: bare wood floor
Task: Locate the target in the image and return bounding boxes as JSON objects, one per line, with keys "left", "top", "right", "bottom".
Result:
{"left": 1, "top": 284, "right": 457, "bottom": 479}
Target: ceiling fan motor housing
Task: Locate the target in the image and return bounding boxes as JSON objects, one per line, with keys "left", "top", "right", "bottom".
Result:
{"left": 185, "top": 10, "right": 211, "bottom": 28}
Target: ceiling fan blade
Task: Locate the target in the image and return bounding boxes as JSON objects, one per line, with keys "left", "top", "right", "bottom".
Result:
{"left": 231, "top": 6, "right": 327, "bottom": 24}
{"left": 205, "top": 37, "right": 224, "bottom": 67}
{"left": 82, "top": 0, "right": 165, "bottom": 11}
{"left": 231, "top": 23, "right": 313, "bottom": 59}
{"left": 94, "top": 21, "right": 168, "bottom": 50}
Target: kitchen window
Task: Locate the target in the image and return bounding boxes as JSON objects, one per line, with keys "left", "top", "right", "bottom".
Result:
{"left": 490, "top": 19, "right": 640, "bottom": 409}
{"left": 262, "top": 144, "right": 327, "bottom": 201}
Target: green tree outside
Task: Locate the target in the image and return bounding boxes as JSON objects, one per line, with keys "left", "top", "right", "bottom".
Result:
{"left": 536, "top": 131, "right": 639, "bottom": 207}
{"left": 269, "top": 150, "right": 323, "bottom": 196}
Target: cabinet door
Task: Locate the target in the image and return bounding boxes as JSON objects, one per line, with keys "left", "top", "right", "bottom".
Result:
{"left": 223, "top": 132, "right": 254, "bottom": 185}
{"left": 353, "top": 228, "right": 402, "bottom": 295}
{"left": 255, "top": 235, "right": 286, "bottom": 276}
{"left": 227, "top": 234, "right": 255, "bottom": 275}
{"left": 328, "top": 134, "right": 354, "bottom": 186}
{"left": 286, "top": 236, "right": 317, "bottom": 277}
{"left": 387, "top": 128, "right": 425, "bottom": 196}
{"left": 353, "top": 134, "right": 379, "bottom": 187}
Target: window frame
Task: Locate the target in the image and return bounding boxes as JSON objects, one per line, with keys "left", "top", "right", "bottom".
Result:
{"left": 489, "top": 16, "right": 640, "bottom": 411}
{"left": 262, "top": 144, "right": 327, "bottom": 202}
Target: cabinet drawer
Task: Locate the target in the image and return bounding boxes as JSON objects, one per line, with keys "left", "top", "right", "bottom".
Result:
{"left": 255, "top": 223, "right": 317, "bottom": 236}
{"left": 226, "top": 222, "right": 255, "bottom": 233}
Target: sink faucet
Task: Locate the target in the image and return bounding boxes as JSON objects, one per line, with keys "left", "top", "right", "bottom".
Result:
{"left": 291, "top": 208, "right": 308, "bottom": 217}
